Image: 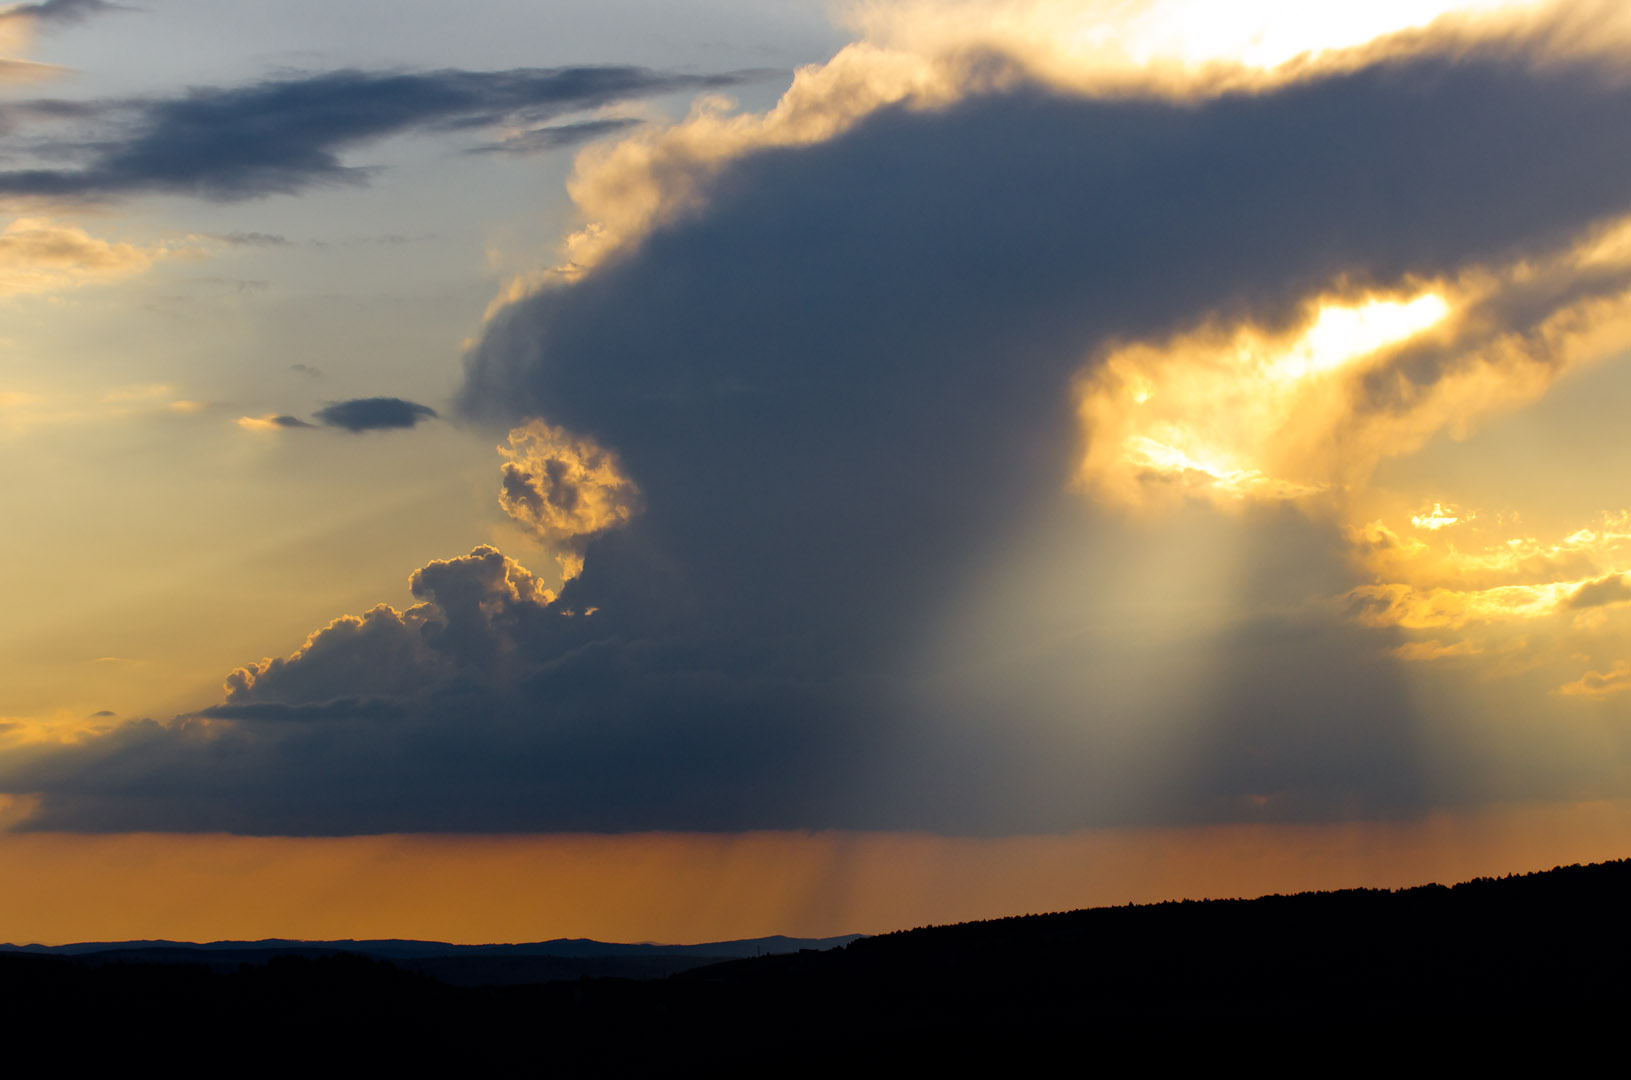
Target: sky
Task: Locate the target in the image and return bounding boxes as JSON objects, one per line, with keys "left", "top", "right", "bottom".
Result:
{"left": 6, "top": 0, "right": 1631, "bottom": 944}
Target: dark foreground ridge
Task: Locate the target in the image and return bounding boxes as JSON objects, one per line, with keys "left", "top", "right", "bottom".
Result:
{"left": 7, "top": 860, "right": 1629, "bottom": 1072}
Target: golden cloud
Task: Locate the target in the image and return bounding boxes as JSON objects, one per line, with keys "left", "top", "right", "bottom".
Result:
{"left": 497, "top": 420, "right": 640, "bottom": 580}
{"left": 518, "top": 0, "right": 1631, "bottom": 286}
{"left": 0, "top": 217, "right": 161, "bottom": 295}
{"left": 1390, "top": 638, "right": 1484, "bottom": 662}
{"left": 843, "top": 0, "right": 1614, "bottom": 97}
{"left": 1076, "top": 288, "right": 1453, "bottom": 508}
{"left": 235, "top": 414, "right": 313, "bottom": 431}
{"left": 0, "top": 708, "right": 122, "bottom": 751}
{"left": 1074, "top": 217, "right": 1631, "bottom": 513}
{"left": 1341, "top": 507, "right": 1631, "bottom": 641}
{"left": 1558, "top": 661, "right": 1631, "bottom": 697}
{"left": 226, "top": 546, "right": 557, "bottom": 703}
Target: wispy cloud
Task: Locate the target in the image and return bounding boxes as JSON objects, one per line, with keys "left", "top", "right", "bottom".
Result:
{"left": 0, "top": 66, "right": 765, "bottom": 201}
{"left": 0, "top": 0, "right": 125, "bottom": 29}
{"left": 469, "top": 116, "right": 645, "bottom": 156}
{"left": 236, "top": 413, "right": 314, "bottom": 431}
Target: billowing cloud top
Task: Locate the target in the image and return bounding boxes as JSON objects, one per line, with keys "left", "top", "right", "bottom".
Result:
{"left": 12, "top": 0, "right": 1631, "bottom": 835}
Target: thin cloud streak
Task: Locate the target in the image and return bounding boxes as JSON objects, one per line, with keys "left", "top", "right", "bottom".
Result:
{"left": 0, "top": 0, "right": 124, "bottom": 28}
{"left": 0, "top": 66, "right": 766, "bottom": 201}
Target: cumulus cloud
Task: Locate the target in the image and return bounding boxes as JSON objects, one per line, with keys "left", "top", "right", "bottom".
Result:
{"left": 1344, "top": 511, "right": 1631, "bottom": 641}
{"left": 314, "top": 397, "right": 437, "bottom": 432}
{"left": 223, "top": 546, "right": 556, "bottom": 708}
{"left": 497, "top": 420, "right": 639, "bottom": 578}
{"left": 15, "top": 8, "right": 1631, "bottom": 834}
{"left": 0, "top": 216, "right": 159, "bottom": 294}
{"left": 0, "top": 66, "right": 763, "bottom": 201}
{"left": 1558, "top": 661, "right": 1631, "bottom": 698}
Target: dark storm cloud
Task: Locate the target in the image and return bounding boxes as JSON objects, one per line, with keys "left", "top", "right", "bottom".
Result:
{"left": 314, "top": 397, "right": 437, "bottom": 432}
{"left": 0, "top": 66, "right": 759, "bottom": 200}
{"left": 15, "top": 48, "right": 1631, "bottom": 833}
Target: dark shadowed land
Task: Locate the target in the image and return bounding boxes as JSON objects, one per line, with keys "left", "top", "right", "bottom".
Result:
{"left": 7, "top": 860, "right": 1628, "bottom": 1072}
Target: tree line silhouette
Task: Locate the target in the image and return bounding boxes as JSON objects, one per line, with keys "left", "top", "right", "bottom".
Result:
{"left": 6, "top": 859, "right": 1626, "bottom": 1072}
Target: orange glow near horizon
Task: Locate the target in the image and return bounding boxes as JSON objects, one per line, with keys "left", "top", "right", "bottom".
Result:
{"left": 6, "top": 803, "right": 1631, "bottom": 945}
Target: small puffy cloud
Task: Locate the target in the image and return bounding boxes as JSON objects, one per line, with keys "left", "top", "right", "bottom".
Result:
{"left": 1411, "top": 503, "right": 1467, "bottom": 531}
{"left": 237, "top": 414, "right": 314, "bottom": 431}
{"left": 1346, "top": 520, "right": 1427, "bottom": 558}
{"left": 1558, "top": 661, "right": 1631, "bottom": 698}
{"left": 0, "top": 707, "right": 120, "bottom": 750}
{"left": 314, "top": 397, "right": 437, "bottom": 432}
{"left": 497, "top": 420, "right": 638, "bottom": 578}
{"left": 0, "top": 217, "right": 157, "bottom": 295}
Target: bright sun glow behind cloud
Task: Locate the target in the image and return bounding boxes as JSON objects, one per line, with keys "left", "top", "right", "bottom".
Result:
{"left": 1076, "top": 288, "right": 1454, "bottom": 506}
{"left": 847, "top": 0, "right": 1562, "bottom": 85}
{"left": 549, "top": 0, "right": 1615, "bottom": 279}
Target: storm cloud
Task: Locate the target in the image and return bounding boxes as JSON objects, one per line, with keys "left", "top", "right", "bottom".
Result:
{"left": 15, "top": 37, "right": 1631, "bottom": 833}
{"left": 0, "top": 66, "right": 758, "bottom": 200}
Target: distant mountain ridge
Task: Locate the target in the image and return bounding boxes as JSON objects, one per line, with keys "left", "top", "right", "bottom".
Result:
{"left": 0, "top": 933, "right": 860, "bottom": 958}
{"left": 0, "top": 933, "right": 863, "bottom": 986}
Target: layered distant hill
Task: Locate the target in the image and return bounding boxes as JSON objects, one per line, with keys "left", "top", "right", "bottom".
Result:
{"left": 5, "top": 861, "right": 1628, "bottom": 1071}
{"left": 0, "top": 933, "right": 861, "bottom": 986}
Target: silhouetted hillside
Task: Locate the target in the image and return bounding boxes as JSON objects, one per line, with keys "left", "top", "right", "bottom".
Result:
{"left": 6, "top": 860, "right": 1628, "bottom": 1073}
